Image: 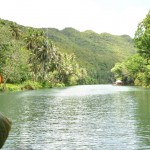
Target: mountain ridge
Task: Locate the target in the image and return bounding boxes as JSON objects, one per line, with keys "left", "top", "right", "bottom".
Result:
{"left": 42, "top": 27, "right": 136, "bottom": 83}
{"left": 0, "top": 18, "right": 137, "bottom": 83}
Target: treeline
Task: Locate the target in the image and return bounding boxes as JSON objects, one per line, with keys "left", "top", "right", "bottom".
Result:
{"left": 111, "top": 11, "right": 150, "bottom": 88}
{"left": 0, "top": 17, "right": 137, "bottom": 91}
{"left": 0, "top": 19, "right": 88, "bottom": 91}
{"left": 42, "top": 27, "right": 136, "bottom": 84}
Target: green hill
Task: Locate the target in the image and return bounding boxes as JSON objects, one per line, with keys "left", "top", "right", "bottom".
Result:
{"left": 42, "top": 27, "right": 136, "bottom": 83}
{"left": 0, "top": 18, "right": 136, "bottom": 84}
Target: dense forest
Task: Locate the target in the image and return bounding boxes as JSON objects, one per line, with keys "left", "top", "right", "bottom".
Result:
{"left": 0, "top": 17, "right": 137, "bottom": 91}
{"left": 0, "top": 19, "right": 87, "bottom": 91}
{"left": 111, "top": 11, "right": 150, "bottom": 88}
{"left": 42, "top": 27, "right": 136, "bottom": 83}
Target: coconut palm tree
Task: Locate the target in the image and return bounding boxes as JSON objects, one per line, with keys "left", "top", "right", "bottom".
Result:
{"left": 10, "top": 22, "right": 21, "bottom": 40}
{"left": 24, "top": 28, "right": 37, "bottom": 50}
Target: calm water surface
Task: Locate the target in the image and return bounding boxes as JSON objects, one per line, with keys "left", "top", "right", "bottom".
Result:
{"left": 0, "top": 85, "right": 150, "bottom": 150}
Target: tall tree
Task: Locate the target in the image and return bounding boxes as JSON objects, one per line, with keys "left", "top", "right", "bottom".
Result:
{"left": 24, "top": 28, "right": 59, "bottom": 81}
{"left": 134, "top": 10, "right": 150, "bottom": 63}
{"left": 1, "top": 43, "right": 29, "bottom": 90}
{"left": 10, "top": 22, "right": 21, "bottom": 40}
{"left": 36, "top": 39, "right": 57, "bottom": 80}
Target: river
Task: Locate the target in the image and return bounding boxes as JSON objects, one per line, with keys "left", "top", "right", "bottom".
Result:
{"left": 0, "top": 85, "right": 150, "bottom": 150}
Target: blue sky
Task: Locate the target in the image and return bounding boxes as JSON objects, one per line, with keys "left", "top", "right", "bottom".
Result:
{"left": 0, "top": 0, "right": 149, "bottom": 37}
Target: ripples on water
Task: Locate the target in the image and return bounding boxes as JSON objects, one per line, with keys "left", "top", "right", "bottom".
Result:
{"left": 1, "top": 85, "right": 150, "bottom": 149}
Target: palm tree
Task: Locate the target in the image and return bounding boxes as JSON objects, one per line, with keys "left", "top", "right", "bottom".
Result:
{"left": 10, "top": 22, "right": 21, "bottom": 40}
{"left": 24, "top": 28, "right": 37, "bottom": 50}
{"left": 24, "top": 28, "right": 47, "bottom": 81}
{"left": 36, "top": 39, "right": 59, "bottom": 81}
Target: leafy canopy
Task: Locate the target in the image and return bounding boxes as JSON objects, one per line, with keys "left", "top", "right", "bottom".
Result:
{"left": 134, "top": 10, "right": 150, "bottom": 60}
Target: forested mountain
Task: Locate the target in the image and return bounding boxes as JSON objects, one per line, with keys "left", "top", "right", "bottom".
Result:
{"left": 43, "top": 27, "right": 136, "bottom": 83}
{"left": 0, "top": 19, "right": 87, "bottom": 90}
{"left": 0, "top": 18, "right": 136, "bottom": 90}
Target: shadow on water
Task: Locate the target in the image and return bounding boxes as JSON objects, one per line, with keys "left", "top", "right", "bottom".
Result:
{"left": 130, "top": 89, "right": 150, "bottom": 149}
{"left": 0, "top": 85, "right": 150, "bottom": 149}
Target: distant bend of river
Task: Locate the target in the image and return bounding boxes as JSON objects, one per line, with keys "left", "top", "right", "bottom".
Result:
{"left": 0, "top": 85, "right": 150, "bottom": 150}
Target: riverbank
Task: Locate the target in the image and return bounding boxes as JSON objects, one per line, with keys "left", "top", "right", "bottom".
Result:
{"left": 0, "top": 81, "right": 65, "bottom": 92}
{"left": 0, "top": 82, "right": 149, "bottom": 92}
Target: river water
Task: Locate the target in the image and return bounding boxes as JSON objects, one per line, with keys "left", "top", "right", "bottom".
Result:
{"left": 0, "top": 85, "right": 150, "bottom": 150}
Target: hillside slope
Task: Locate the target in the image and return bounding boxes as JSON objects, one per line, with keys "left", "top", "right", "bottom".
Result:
{"left": 43, "top": 27, "right": 136, "bottom": 83}
{"left": 0, "top": 18, "right": 136, "bottom": 84}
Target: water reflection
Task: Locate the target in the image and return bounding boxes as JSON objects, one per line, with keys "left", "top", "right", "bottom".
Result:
{"left": 0, "top": 85, "right": 150, "bottom": 149}
{"left": 131, "top": 90, "right": 150, "bottom": 149}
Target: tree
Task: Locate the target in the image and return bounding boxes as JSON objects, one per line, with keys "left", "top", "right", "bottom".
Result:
{"left": 1, "top": 43, "right": 29, "bottom": 91}
{"left": 24, "top": 28, "right": 38, "bottom": 50}
{"left": 10, "top": 22, "right": 21, "bottom": 40}
{"left": 24, "top": 28, "right": 60, "bottom": 82}
{"left": 111, "top": 54, "right": 144, "bottom": 84}
{"left": 36, "top": 39, "right": 57, "bottom": 81}
{"left": 134, "top": 10, "right": 150, "bottom": 62}
{"left": 24, "top": 28, "right": 45, "bottom": 81}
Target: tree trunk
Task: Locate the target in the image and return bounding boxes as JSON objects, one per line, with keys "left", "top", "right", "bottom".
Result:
{"left": 2, "top": 78, "right": 8, "bottom": 91}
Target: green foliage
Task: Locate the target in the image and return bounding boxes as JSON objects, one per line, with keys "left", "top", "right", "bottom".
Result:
{"left": 4, "top": 84, "right": 22, "bottom": 92}
{"left": 0, "top": 41, "right": 30, "bottom": 90}
{"left": 112, "top": 54, "right": 150, "bottom": 87}
{"left": 111, "top": 63, "right": 125, "bottom": 80}
{"left": 0, "top": 19, "right": 88, "bottom": 91}
{"left": 44, "top": 28, "right": 136, "bottom": 83}
{"left": 0, "top": 18, "right": 136, "bottom": 91}
{"left": 112, "top": 10, "right": 150, "bottom": 88}
{"left": 134, "top": 10, "right": 150, "bottom": 60}
{"left": 111, "top": 54, "right": 146, "bottom": 85}
{"left": 10, "top": 22, "right": 22, "bottom": 40}
{"left": 22, "top": 81, "right": 42, "bottom": 90}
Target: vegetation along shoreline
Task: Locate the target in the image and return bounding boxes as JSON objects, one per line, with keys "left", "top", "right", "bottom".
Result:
{"left": 0, "top": 10, "right": 150, "bottom": 92}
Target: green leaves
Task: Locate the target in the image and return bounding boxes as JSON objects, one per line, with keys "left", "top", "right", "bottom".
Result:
{"left": 112, "top": 10, "right": 150, "bottom": 87}
{"left": 10, "top": 22, "right": 22, "bottom": 40}
{"left": 134, "top": 10, "right": 150, "bottom": 59}
{"left": 45, "top": 27, "right": 136, "bottom": 84}
{"left": 111, "top": 54, "right": 146, "bottom": 85}
{"left": 23, "top": 28, "right": 87, "bottom": 85}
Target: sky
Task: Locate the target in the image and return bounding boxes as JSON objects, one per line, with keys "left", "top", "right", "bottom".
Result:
{"left": 0, "top": 0, "right": 149, "bottom": 37}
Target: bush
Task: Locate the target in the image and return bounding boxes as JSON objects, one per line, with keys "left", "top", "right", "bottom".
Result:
{"left": 1, "top": 84, "right": 22, "bottom": 92}
{"left": 22, "top": 81, "right": 42, "bottom": 90}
